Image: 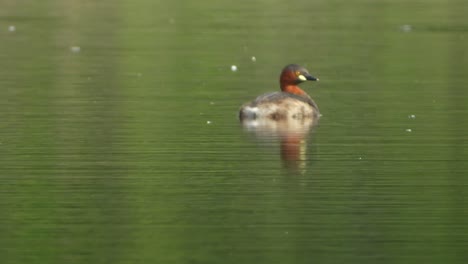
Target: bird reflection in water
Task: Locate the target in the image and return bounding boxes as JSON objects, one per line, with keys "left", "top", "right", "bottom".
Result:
{"left": 240, "top": 117, "right": 318, "bottom": 174}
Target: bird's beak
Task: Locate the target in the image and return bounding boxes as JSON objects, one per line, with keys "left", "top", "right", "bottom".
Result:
{"left": 305, "top": 74, "right": 319, "bottom": 81}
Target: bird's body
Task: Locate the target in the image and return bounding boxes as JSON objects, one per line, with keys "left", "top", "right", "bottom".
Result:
{"left": 239, "top": 64, "right": 320, "bottom": 121}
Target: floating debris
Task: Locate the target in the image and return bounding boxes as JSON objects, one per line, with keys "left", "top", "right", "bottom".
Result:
{"left": 358, "top": 157, "right": 362, "bottom": 160}
{"left": 400, "top": 24, "right": 412, "bottom": 32}
{"left": 8, "top": 25, "right": 16, "bottom": 32}
{"left": 70, "top": 46, "right": 81, "bottom": 53}
{"left": 209, "top": 101, "right": 215, "bottom": 105}
{"left": 206, "top": 120, "right": 212, "bottom": 125}
{"left": 408, "top": 114, "right": 416, "bottom": 119}
{"left": 405, "top": 128, "right": 412, "bottom": 132}
{"left": 251, "top": 56, "right": 256, "bottom": 62}
{"left": 231, "top": 65, "right": 238, "bottom": 72}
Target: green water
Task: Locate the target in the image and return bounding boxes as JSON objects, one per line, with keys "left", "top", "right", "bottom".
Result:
{"left": 1, "top": 0, "right": 467, "bottom": 263}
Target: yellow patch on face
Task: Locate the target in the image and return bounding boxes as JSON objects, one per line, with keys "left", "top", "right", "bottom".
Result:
{"left": 298, "top": 74, "right": 307, "bottom": 81}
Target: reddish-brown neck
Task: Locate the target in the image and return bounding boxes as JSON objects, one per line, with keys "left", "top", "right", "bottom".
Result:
{"left": 281, "top": 84, "right": 307, "bottom": 96}
{"left": 280, "top": 70, "right": 308, "bottom": 96}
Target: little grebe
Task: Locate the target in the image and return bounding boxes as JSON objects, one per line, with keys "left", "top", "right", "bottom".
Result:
{"left": 239, "top": 64, "right": 320, "bottom": 121}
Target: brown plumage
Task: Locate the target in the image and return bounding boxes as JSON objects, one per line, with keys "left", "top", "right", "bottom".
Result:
{"left": 239, "top": 64, "right": 320, "bottom": 121}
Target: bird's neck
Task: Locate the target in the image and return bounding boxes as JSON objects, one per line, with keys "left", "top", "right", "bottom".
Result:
{"left": 281, "top": 84, "right": 307, "bottom": 96}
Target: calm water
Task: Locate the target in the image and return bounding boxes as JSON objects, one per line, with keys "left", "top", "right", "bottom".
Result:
{"left": 1, "top": 0, "right": 467, "bottom": 263}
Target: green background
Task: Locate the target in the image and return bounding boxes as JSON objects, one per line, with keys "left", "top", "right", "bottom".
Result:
{"left": 1, "top": 0, "right": 467, "bottom": 263}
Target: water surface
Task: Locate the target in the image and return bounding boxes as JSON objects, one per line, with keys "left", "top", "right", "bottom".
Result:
{"left": 1, "top": 0, "right": 467, "bottom": 263}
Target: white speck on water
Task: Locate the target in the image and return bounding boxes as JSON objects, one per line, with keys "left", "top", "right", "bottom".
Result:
{"left": 251, "top": 56, "right": 256, "bottom": 62}
{"left": 408, "top": 114, "right": 416, "bottom": 119}
{"left": 8, "top": 25, "right": 16, "bottom": 32}
{"left": 406, "top": 128, "right": 412, "bottom": 132}
{"left": 231, "top": 65, "right": 238, "bottom": 72}
{"left": 358, "top": 157, "right": 362, "bottom": 160}
{"left": 206, "top": 121, "right": 212, "bottom": 125}
{"left": 70, "top": 46, "right": 81, "bottom": 53}
{"left": 284, "top": 231, "right": 289, "bottom": 235}
{"left": 400, "top": 24, "right": 412, "bottom": 32}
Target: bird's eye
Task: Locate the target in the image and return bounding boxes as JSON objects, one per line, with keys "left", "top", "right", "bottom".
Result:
{"left": 295, "top": 71, "right": 301, "bottom": 76}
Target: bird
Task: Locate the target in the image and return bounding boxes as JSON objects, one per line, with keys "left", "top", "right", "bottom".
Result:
{"left": 239, "top": 64, "right": 320, "bottom": 121}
